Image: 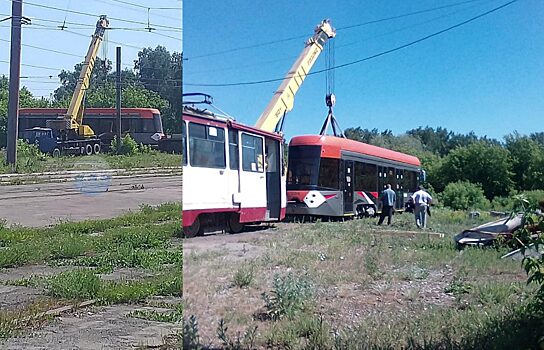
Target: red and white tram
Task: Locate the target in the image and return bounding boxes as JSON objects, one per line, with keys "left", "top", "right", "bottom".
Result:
{"left": 182, "top": 106, "right": 287, "bottom": 237}
{"left": 286, "top": 135, "right": 423, "bottom": 218}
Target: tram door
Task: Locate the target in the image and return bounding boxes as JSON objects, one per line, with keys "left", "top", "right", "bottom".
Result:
{"left": 343, "top": 160, "right": 354, "bottom": 214}
{"left": 265, "top": 138, "right": 281, "bottom": 220}
{"left": 239, "top": 133, "right": 267, "bottom": 217}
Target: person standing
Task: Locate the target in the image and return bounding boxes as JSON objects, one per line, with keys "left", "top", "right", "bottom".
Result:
{"left": 411, "top": 186, "right": 433, "bottom": 229}
{"left": 378, "top": 184, "right": 396, "bottom": 225}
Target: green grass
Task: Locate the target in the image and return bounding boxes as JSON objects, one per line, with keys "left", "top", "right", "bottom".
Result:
{"left": 128, "top": 303, "right": 183, "bottom": 323}
{"left": 22, "top": 267, "right": 183, "bottom": 304}
{"left": 0, "top": 202, "right": 183, "bottom": 342}
{"left": 0, "top": 150, "right": 182, "bottom": 174}
{"left": 0, "top": 203, "right": 181, "bottom": 268}
{"left": 184, "top": 207, "right": 544, "bottom": 349}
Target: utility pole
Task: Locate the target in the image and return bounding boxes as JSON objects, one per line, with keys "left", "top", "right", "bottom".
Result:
{"left": 115, "top": 46, "right": 122, "bottom": 154}
{"left": 6, "top": 0, "right": 23, "bottom": 167}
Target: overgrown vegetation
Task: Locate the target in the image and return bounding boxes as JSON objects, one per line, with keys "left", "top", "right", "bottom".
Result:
{"left": 184, "top": 207, "right": 544, "bottom": 349}
{"left": 0, "top": 203, "right": 182, "bottom": 341}
{"left": 513, "top": 196, "right": 544, "bottom": 301}
{"left": 0, "top": 142, "right": 181, "bottom": 174}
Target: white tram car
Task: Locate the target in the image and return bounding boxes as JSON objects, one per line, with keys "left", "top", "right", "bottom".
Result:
{"left": 182, "top": 106, "right": 287, "bottom": 237}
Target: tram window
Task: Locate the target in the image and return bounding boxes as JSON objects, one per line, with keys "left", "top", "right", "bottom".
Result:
{"left": 404, "top": 171, "right": 417, "bottom": 192}
{"left": 241, "top": 133, "right": 264, "bottom": 172}
{"left": 141, "top": 119, "right": 155, "bottom": 132}
{"left": 318, "top": 158, "right": 340, "bottom": 190}
{"left": 188, "top": 122, "right": 226, "bottom": 168}
{"left": 355, "top": 162, "right": 377, "bottom": 191}
{"left": 182, "top": 122, "right": 187, "bottom": 165}
{"left": 229, "top": 130, "right": 239, "bottom": 170}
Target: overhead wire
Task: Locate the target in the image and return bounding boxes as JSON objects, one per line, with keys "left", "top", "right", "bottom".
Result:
{"left": 187, "top": 1, "right": 495, "bottom": 77}
{"left": 185, "top": 0, "right": 497, "bottom": 60}
{"left": 90, "top": 0, "right": 181, "bottom": 22}
{"left": 184, "top": 0, "right": 519, "bottom": 87}
{"left": 5, "top": 0, "right": 181, "bottom": 30}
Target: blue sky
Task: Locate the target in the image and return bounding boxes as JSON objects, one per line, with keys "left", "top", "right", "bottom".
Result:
{"left": 0, "top": 0, "right": 182, "bottom": 99}
{"left": 183, "top": 0, "right": 543, "bottom": 141}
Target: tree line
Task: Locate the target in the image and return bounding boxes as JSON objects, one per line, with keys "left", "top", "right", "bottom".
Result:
{"left": 345, "top": 126, "right": 544, "bottom": 209}
{"left": 0, "top": 45, "right": 181, "bottom": 148}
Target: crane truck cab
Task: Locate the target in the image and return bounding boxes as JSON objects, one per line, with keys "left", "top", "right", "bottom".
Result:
{"left": 22, "top": 127, "right": 102, "bottom": 157}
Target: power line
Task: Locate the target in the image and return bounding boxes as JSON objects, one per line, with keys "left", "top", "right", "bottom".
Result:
{"left": 184, "top": 0, "right": 519, "bottom": 87}
{"left": 1, "top": 11, "right": 180, "bottom": 31}
{"left": 90, "top": 0, "right": 181, "bottom": 22}
{"left": 101, "top": 0, "right": 180, "bottom": 10}
{"left": 0, "top": 59, "right": 63, "bottom": 71}
{"left": 6, "top": 0, "right": 181, "bottom": 30}
{"left": 0, "top": 34, "right": 177, "bottom": 70}
{"left": 186, "top": 0, "right": 494, "bottom": 76}
{"left": 185, "top": 0, "right": 495, "bottom": 60}
{"left": 26, "top": 16, "right": 181, "bottom": 32}
{"left": 0, "top": 37, "right": 82, "bottom": 58}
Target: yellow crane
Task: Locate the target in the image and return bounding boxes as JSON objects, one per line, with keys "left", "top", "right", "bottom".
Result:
{"left": 254, "top": 19, "right": 336, "bottom": 133}
{"left": 47, "top": 15, "right": 109, "bottom": 137}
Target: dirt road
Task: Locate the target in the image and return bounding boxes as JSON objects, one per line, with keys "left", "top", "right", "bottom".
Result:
{"left": 0, "top": 174, "right": 181, "bottom": 226}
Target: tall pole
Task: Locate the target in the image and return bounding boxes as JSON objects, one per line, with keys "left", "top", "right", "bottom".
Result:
{"left": 6, "top": 0, "right": 23, "bottom": 166}
{"left": 115, "top": 46, "right": 121, "bottom": 154}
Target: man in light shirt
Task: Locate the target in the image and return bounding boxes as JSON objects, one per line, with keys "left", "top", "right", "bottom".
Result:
{"left": 411, "top": 186, "right": 433, "bottom": 229}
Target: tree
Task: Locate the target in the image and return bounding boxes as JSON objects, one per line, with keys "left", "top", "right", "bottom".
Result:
{"left": 407, "top": 126, "right": 452, "bottom": 156}
{"left": 54, "top": 57, "right": 113, "bottom": 103}
{"left": 1, "top": 76, "right": 49, "bottom": 148}
{"left": 135, "top": 46, "right": 182, "bottom": 133}
{"left": 505, "top": 132, "right": 544, "bottom": 191}
{"left": 437, "top": 141, "right": 513, "bottom": 199}
{"left": 344, "top": 127, "right": 379, "bottom": 144}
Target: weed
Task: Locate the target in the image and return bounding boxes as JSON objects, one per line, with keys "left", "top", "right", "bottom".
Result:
{"left": 444, "top": 277, "right": 472, "bottom": 296}
{"left": 265, "top": 313, "right": 333, "bottom": 349}
{"left": 47, "top": 269, "right": 101, "bottom": 299}
{"left": 217, "top": 319, "right": 258, "bottom": 350}
{"left": 261, "top": 273, "right": 313, "bottom": 320}
{"left": 232, "top": 263, "right": 255, "bottom": 288}
{"left": 183, "top": 315, "right": 203, "bottom": 350}
{"left": 363, "top": 249, "right": 380, "bottom": 279}
{"left": 128, "top": 303, "right": 183, "bottom": 323}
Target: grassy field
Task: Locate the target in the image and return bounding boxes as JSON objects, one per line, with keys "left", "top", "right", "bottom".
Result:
{"left": 0, "top": 149, "right": 182, "bottom": 174}
{"left": 0, "top": 203, "right": 182, "bottom": 347}
{"left": 183, "top": 208, "right": 544, "bottom": 349}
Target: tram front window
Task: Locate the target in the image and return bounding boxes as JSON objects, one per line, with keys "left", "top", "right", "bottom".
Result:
{"left": 287, "top": 146, "right": 339, "bottom": 190}
{"left": 287, "top": 146, "right": 320, "bottom": 189}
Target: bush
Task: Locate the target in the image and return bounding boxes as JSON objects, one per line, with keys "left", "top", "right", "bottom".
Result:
{"left": 261, "top": 273, "right": 313, "bottom": 320}
{"left": 492, "top": 190, "right": 544, "bottom": 212}
{"left": 110, "top": 134, "right": 138, "bottom": 155}
{"left": 11, "top": 140, "right": 48, "bottom": 173}
{"left": 233, "top": 263, "right": 255, "bottom": 288}
{"left": 440, "top": 181, "right": 489, "bottom": 210}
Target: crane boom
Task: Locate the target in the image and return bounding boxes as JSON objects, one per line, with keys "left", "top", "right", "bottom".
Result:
{"left": 61, "top": 15, "right": 109, "bottom": 137}
{"left": 254, "top": 19, "right": 335, "bottom": 133}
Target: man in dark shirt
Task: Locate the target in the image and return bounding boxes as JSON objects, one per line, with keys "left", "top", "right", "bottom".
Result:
{"left": 378, "top": 184, "right": 396, "bottom": 225}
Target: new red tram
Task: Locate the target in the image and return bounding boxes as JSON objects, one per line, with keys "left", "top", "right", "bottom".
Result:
{"left": 18, "top": 108, "right": 164, "bottom": 146}
{"left": 286, "top": 135, "right": 422, "bottom": 218}
{"left": 182, "top": 106, "right": 287, "bottom": 237}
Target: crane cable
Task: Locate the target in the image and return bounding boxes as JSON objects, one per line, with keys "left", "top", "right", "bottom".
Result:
{"left": 320, "top": 39, "right": 345, "bottom": 138}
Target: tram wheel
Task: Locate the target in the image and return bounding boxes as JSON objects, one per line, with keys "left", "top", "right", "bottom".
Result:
{"left": 183, "top": 217, "right": 203, "bottom": 238}
{"left": 227, "top": 213, "right": 245, "bottom": 234}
